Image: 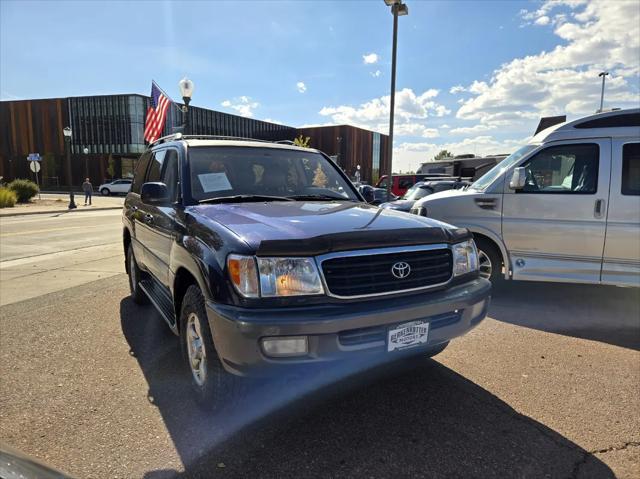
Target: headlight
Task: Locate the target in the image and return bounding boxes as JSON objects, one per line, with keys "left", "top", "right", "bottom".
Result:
{"left": 227, "top": 255, "right": 324, "bottom": 297}
{"left": 257, "top": 257, "right": 324, "bottom": 297}
{"left": 452, "top": 240, "right": 479, "bottom": 276}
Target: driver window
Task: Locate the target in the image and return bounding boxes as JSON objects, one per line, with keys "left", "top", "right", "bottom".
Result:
{"left": 519, "top": 144, "right": 599, "bottom": 194}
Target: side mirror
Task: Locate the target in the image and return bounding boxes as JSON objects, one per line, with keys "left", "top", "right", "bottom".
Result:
{"left": 509, "top": 167, "right": 526, "bottom": 190}
{"left": 141, "top": 182, "right": 169, "bottom": 205}
{"left": 360, "top": 186, "right": 376, "bottom": 204}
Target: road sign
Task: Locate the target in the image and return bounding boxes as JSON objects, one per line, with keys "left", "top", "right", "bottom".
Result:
{"left": 30, "top": 161, "right": 41, "bottom": 173}
{"left": 27, "top": 153, "right": 41, "bottom": 162}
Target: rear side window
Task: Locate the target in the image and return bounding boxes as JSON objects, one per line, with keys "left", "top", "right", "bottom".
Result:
{"left": 519, "top": 143, "right": 599, "bottom": 194}
{"left": 622, "top": 143, "right": 640, "bottom": 196}
{"left": 131, "top": 151, "right": 151, "bottom": 194}
{"left": 146, "top": 150, "right": 166, "bottom": 182}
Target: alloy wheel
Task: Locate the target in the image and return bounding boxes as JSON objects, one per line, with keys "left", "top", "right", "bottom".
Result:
{"left": 186, "top": 312, "right": 207, "bottom": 387}
{"left": 478, "top": 249, "right": 492, "bottom": 280}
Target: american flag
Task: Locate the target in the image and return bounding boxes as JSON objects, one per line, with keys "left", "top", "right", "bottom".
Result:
{"left": 143, "top": 82, "right": 172, "bottom": 144}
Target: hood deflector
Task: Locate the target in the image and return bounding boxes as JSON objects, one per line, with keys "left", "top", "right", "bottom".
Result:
{"left": 256, "top": 227, "right": 471, "bottom": 256}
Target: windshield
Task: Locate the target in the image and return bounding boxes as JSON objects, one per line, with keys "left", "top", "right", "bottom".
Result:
{"left": 403, "top": 184, "right": 434, "bottom": 200}
{"left": 188, "top": 146, "right": 359, "bottom": 202}
{"left": 469, "top": 144, "right": 538, "bottom": 191}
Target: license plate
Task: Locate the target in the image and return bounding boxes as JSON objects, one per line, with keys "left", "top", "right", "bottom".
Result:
{"left": 387, "top": 320, "right": 430, "bottom": 352}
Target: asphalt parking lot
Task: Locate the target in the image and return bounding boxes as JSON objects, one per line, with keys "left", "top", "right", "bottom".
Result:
{"left": 0, "top": 210, "right": 638, "bottom": 478}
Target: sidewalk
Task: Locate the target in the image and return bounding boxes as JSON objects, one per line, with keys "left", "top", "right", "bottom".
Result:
{"left": 0, "top": 193, "right": 124, "bottom": 217}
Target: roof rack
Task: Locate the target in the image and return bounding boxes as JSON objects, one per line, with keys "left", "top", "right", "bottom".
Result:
{"left": 149, "top": 133, "right": 274, "bottom": 147}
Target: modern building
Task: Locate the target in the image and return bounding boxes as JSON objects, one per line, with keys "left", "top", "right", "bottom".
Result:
{"left": 0, "top": 95, "right": 389, "bottom": 188}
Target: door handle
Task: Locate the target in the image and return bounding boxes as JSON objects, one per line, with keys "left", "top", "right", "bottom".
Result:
{"left": 144, "top": 213, "right": 154, "bottom": 224}
{"left": 594, "top": 199, "right": 605, "bottom": 219}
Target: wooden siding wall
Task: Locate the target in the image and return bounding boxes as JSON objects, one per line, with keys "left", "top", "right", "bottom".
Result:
{"left": 296, "top": 125, "right": 389, "bottom": 184}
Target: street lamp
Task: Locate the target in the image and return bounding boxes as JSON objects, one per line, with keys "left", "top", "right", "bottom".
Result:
{"left": 63, "top": 126, "right": 76, "bottom": 209}
{"left": 383, "top": 0, "right": 408, "bottom": 201}
{"left": 179, "top": 77, "right": 195, "bottom": 134}
{"left": 83, "top": 147, "right": 89, "bottom": 178}
{"left": 598, "top": 71, "right": 609, "bottom": 113}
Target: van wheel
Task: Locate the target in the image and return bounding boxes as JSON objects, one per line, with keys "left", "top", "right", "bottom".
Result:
{"left": 179, "top": 285, "right": 240, "bottom": 411}
{"left": 127, "top": 244, "right": 149, "bottom": 305}
{"left": 474, "top": 238, "right": 502, "bottom": 283}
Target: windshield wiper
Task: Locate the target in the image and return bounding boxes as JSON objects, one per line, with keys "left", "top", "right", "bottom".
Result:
{"left": 199, "top": 194, "right": 294, "bottom": 204}
{"left": 287, "top": 194, "right": 353, "bottom": 201}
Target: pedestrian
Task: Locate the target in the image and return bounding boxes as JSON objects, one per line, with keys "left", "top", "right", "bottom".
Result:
{"left": 82, "top": 177, "right": 93, "bottom": 206}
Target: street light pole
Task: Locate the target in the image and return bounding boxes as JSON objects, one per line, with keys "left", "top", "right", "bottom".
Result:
{"left": 179, "top": 77, "right": 195, "bottom": 135}
{"left": 63, "top": 127, "right": 76, "bottom": 209}
{"left": 598, "top": 71, "right": 609, "bottom": 113}
{"left": 384, "top": 0, "right": 408, "bottom": 201}
{"left": 83, "top": 147, "right": 89, "bottom": 177}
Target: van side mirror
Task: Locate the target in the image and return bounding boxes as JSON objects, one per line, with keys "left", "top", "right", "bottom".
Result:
{"left": 141, "top": 182, "right": 169, "bottom": 205}
{"left": 509, "top": 167, "right": 526, "bottom": 190}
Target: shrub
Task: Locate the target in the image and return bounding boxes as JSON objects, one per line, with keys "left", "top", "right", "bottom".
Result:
{"left": 8, "top": 179, "right": 39, "bottom": 203}
{"left": 0, "top": 188, "right": 17, "bottom": 208}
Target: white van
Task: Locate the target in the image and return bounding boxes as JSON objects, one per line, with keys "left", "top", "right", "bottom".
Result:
{"left": 410, "top": 108, "right": 640, "bottom": 287}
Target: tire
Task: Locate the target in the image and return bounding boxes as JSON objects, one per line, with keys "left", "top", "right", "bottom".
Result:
{"left": 127, "top": 244, "right": 148, "bottom": 305}
{"left": 474, "top": 237, "right": 503, "bottom": 283}
{"left": 179, "top": 285, "right": 240, "bottom": 410}
{"left": 101, "top": 188, "right": 110, "bottom": 196}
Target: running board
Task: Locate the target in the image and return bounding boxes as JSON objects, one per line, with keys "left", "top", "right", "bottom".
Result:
{"left": 139, "top": 278, "right": 177, "bottom": 333}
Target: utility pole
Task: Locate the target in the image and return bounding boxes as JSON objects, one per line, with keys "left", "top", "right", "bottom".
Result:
{"left": 598, "top": 71, "right": 609, "bottom": 113}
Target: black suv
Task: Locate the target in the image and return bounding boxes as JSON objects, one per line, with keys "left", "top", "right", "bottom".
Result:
{"left": 123, "top": 135, "right": 491, "bottom": 407}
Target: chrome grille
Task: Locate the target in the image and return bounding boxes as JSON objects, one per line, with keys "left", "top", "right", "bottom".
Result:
{"left": 320, "top": 246, "right": 452, "bottom": 298}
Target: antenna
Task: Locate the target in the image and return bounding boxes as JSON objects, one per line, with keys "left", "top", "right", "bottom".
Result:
{"left": 597, "top": 71, "right": 609, "bottom": 113}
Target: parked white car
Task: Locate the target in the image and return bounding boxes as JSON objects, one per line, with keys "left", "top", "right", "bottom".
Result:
{"left": 99, "top": 179, "right": 132, "bottom": 196}
{"left": 411, "top": 108, "right": 640, "bottom": 287}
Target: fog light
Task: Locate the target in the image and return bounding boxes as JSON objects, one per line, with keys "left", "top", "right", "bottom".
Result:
{"left": 261, "top": 336, "right": 308, "bottom": 357}
{"left": 469, "top": 300, "right": 485, "bottom": 319}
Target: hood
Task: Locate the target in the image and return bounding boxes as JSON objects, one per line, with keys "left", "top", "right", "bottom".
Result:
{"left": 189, "top": 201, "right": 468, "bottom": 255}
{"left": 379, "top": 199, "right": 416, "bottom": 211}
{"left": 417, "top": 188, "right": 482, "bottom": 204}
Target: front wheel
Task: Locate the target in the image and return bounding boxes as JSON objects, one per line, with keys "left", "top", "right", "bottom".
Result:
{"left": 180, "top": 285, "right": 241, "bottom": 410}
{"left": 474, "top": 238, "right": 503, "bottom": 283}
{"left": 127, "top": 244, "right": 148, "bottom": 305}
{"left": 101, "top": 188, "right": 110, "bottom": 196}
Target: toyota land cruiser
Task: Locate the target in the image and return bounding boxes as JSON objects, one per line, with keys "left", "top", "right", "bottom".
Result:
{"left": 122, "top": 135, "right": 491, "bottom": 408}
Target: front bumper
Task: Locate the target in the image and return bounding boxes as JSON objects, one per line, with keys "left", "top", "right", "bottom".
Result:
{"left": 206, "top": 278, "right": 491, "bottom": 376}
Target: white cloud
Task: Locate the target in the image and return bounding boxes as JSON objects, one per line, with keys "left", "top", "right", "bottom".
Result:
{"left": 220, "top": 96, "right": 259, "bottom": 118}
{"left": 449, "top": 123, "right": 496, "bottom": 135}
{"left": 449, "top": 85, "right": 466, "bottom": 94}
{"left": 371, "top": 70, "right": 382, "bottom": 78}
{"left": 534, "top": 15, "right": 551, "bottom": 26}
{"left": 457, "top": 0, "right": 640, "bottom": 131}
{"left": 262, "top": 118, "right": 284, "bottom": 125}
{"left": 363, "top": 53, "right": 379, "bottom": 64}
{"left": 296, "top": 81, "right": 307, "bottom": 93}
{"left": 318, "top": 88, "right": 449, "bottom": 136}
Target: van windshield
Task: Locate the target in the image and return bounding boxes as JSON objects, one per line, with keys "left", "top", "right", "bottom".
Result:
{"left": 469, "top": 145, "right": 538, "bottom": 191}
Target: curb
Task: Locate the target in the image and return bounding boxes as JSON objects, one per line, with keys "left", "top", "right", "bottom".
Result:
{"left": 0, "top": 206, "right": 122, "bottom": 218}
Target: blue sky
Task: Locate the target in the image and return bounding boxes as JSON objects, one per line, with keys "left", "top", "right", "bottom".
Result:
{"left": 2, "top": 0, "right": 639, "bottom": 171}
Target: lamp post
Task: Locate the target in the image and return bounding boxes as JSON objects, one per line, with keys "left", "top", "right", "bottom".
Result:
{"left": 383, "top": 0, "right": 408, "bottom": 201}
{"left": 63, "top": 126, "right": 76, "bottom": 209}
{"left": 598, "top": 71, "right": 609, "bottom": 113}
{"left": 83, "top": 147, "right": 89, "bottom": 178}
{"left": 178, "top": 77, "right": 195, "bottom": 135}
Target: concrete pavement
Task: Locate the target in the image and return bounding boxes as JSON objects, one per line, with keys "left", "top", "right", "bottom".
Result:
{"left": 0, "top": 209, "right": 638, "bottom": 478}
{"left": 0, "top": 193, "right": 124, "bottom": 217}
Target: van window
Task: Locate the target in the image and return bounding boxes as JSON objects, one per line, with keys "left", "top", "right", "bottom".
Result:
{"left": 519, "top": 144, "right": 599, "bottom": 194}
{"left": 622, "top": 143, "right": 640, "bottom": 196}
{"left": 131, "top": 151, "right": 151, "bottom": 194}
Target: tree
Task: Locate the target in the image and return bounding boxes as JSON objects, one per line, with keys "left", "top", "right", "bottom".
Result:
{"left": 432, "top": 149, "right": 454, "bottom": 161}
{"left": 312, "top": 164, "right": 328, "bottom": 187}
{"left": 293, "top": 134, "right": 311, "bottom": 148}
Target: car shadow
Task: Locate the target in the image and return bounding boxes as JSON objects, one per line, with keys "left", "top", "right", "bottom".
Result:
{"left": 489, "top": 280, "right": 640, "bottom": 351}
{"left": 120, "top": 298, "right": 614, "bottom": 479}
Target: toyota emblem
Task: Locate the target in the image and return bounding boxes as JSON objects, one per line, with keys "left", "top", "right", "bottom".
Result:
{"left": 391, "top": 261, "right": 411, "bottom": 279}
